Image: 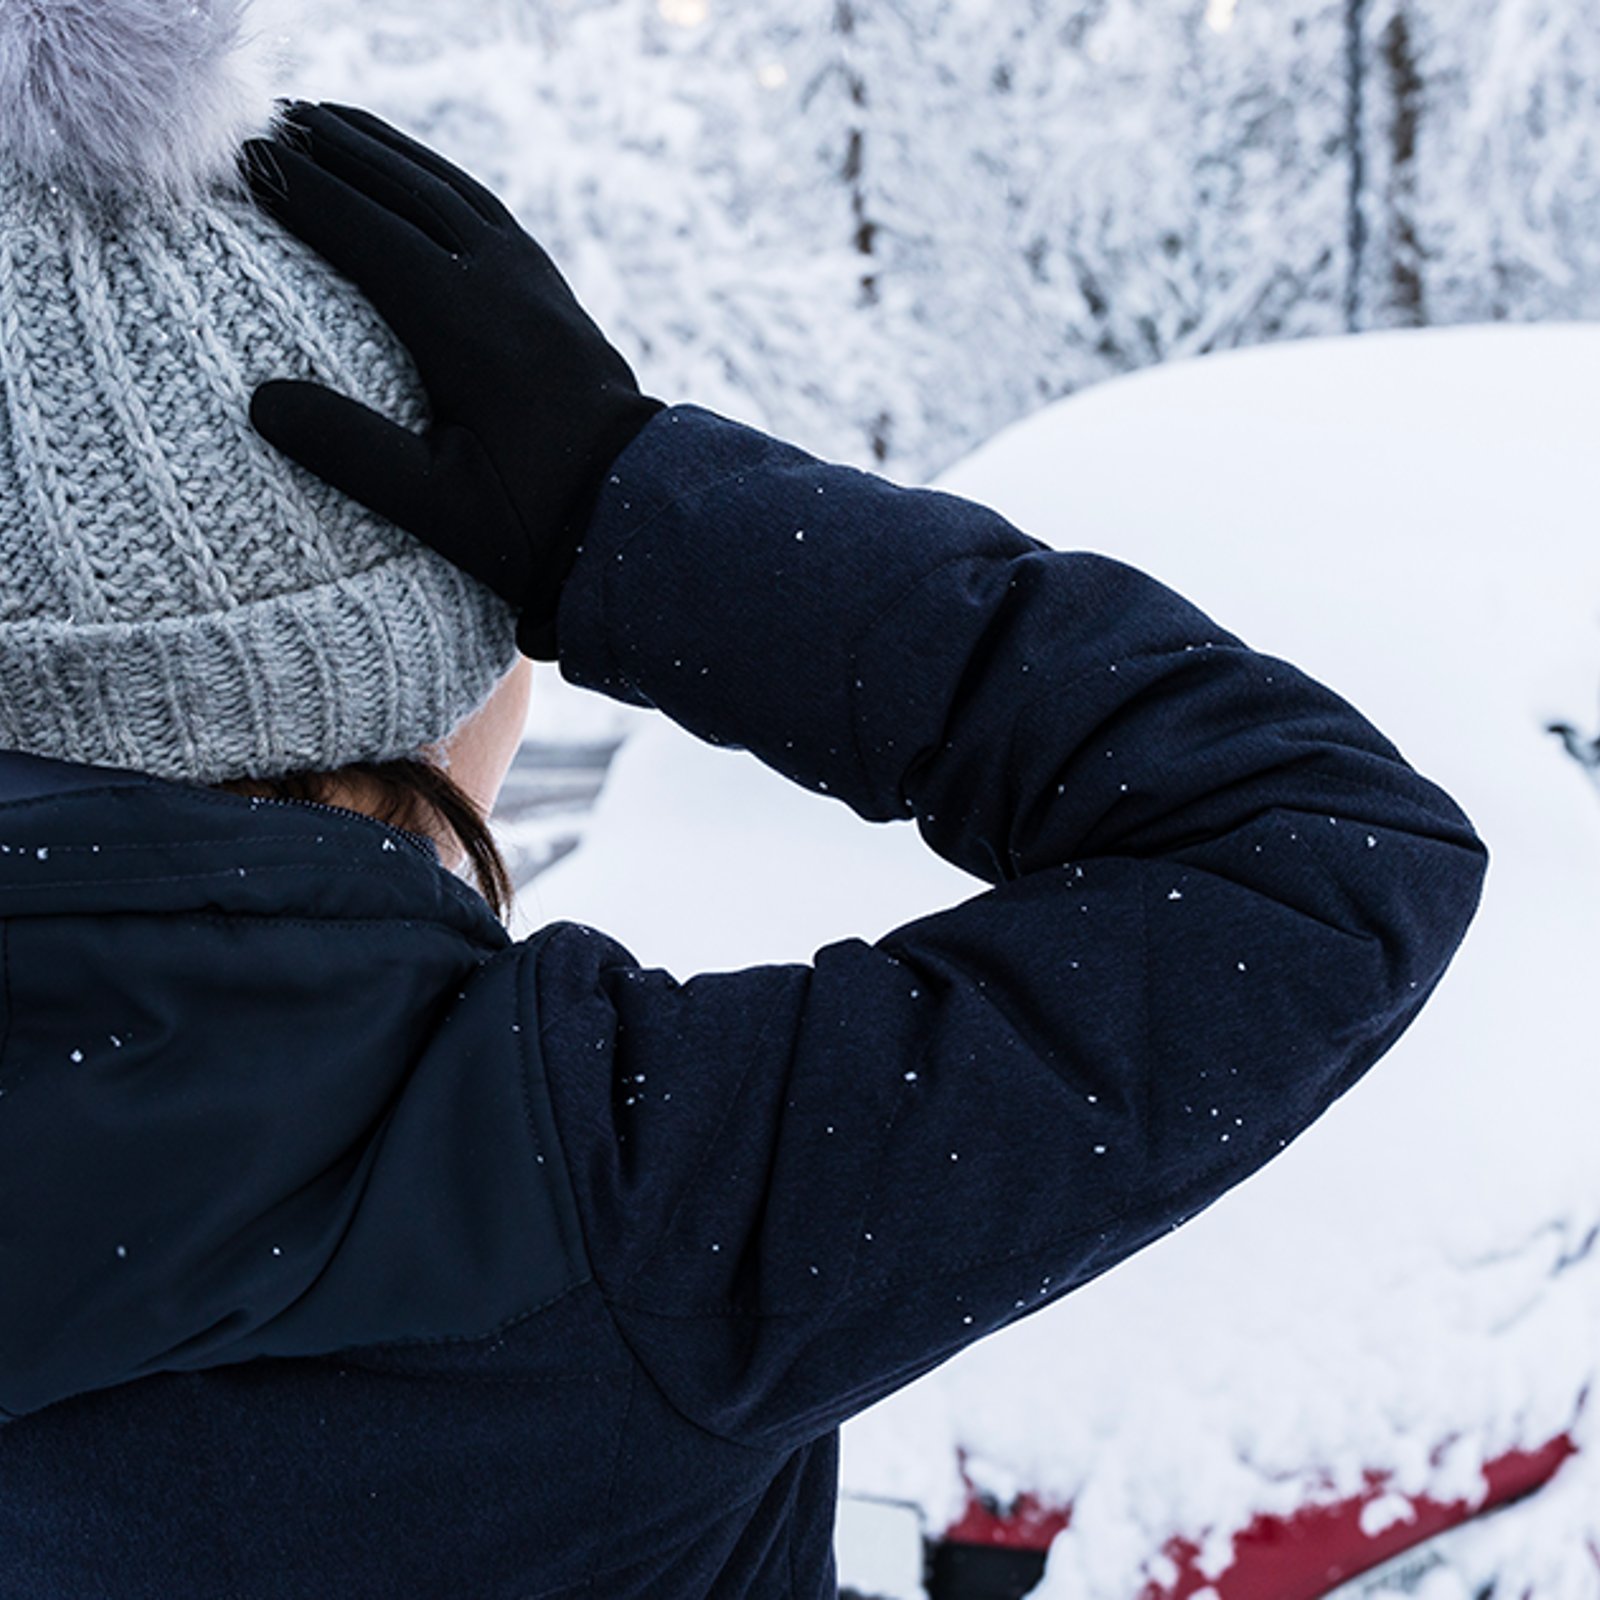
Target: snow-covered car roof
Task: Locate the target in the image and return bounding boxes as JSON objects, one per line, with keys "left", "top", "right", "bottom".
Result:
{"left": 523, "top": 324, "right": 1600, "bottom": 1597}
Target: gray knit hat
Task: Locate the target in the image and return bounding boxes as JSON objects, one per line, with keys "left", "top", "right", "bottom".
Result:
{"left": 0, "top": 0, "right": 518, "bottom": 785}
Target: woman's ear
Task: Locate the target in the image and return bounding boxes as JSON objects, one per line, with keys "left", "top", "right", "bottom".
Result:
{"left": 428, "top": 658, "right": 535, "bottom": 829}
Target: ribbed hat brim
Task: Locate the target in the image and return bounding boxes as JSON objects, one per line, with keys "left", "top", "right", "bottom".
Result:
{"left": 0, "top": 548, "right": 517, "bottom": 784}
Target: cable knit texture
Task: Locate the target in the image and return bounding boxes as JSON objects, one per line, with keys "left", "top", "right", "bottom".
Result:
{"left": 0, "top": 4, "right": 517, "bottom": 784}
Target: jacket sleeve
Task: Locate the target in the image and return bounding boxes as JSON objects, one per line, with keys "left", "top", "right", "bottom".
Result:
{"left": 526, "top": 404, "right": 1487, "bottom": 1455}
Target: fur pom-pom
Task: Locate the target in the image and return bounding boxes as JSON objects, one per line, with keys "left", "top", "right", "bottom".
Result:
{"left": 0, "top": 0, "right": 283, "bottom": 200}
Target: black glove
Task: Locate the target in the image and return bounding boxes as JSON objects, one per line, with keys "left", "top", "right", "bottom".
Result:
{"left": 242, "top": 102, "right": 666, "bottom": 660}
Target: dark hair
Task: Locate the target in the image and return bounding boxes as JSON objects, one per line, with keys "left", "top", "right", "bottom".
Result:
{"left": 218, "top": 757, "right": 516, "bottom": 922}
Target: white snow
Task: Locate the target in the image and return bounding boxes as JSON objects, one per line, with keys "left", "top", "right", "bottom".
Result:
{"left": 529, "top": 326, "right": 1600, "bottom": 1594}
{"left": 1359, "top": 1493, "right": 1419, "bottom": 1539}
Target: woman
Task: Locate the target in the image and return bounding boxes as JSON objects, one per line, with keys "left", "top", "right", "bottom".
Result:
{"left": 0, "top": 11, "right": 1484, "bottom": 1597}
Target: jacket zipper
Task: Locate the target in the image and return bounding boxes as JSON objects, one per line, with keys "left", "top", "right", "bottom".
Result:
{"left": 252, "top": 794, "right": 440, "bottom": 863}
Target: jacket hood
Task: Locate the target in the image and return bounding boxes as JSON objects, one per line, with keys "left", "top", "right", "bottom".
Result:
{"left": 0, "top": 749, "right": 582, "bottom": 1420}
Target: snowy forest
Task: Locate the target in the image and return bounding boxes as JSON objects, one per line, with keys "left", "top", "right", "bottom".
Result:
{"left": 274, "top": 0, "right": 1600, "bottom": 482}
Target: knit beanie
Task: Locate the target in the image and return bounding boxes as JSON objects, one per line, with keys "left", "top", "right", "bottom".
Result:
{"left": 0, "top": 0, "right": 519, "bottom": 786}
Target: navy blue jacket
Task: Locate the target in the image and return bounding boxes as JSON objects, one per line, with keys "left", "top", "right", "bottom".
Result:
{"left": 0, "top": 406, "right": 1484, "bottom": 1597}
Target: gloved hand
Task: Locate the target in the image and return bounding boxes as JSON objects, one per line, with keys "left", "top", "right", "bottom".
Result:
{"left": 242, "top": 102, "right": 666, "bottom": 660}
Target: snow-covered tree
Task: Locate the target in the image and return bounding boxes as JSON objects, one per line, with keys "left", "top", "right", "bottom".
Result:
{"left": 265, "top": 0, "right": 1600, "bottom": 482}
{"left": 1358, "top": 0, "right": 1600, "bottom": 329}
{"left": 971, "top": 0, "right": 1350, "bottom": 385}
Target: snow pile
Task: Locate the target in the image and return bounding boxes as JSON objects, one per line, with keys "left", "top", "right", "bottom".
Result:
{"left": 530, "top": 325, "right": 1600, "bottom": 1593}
